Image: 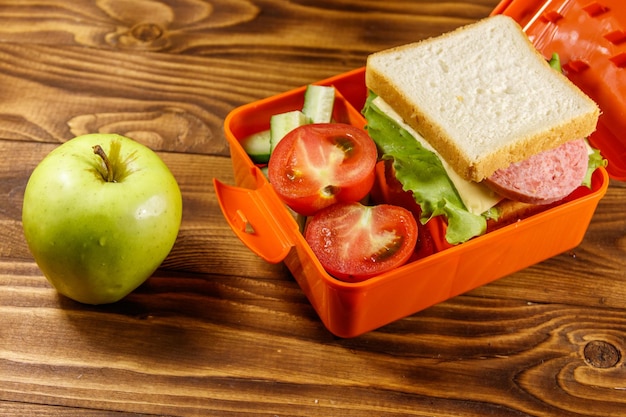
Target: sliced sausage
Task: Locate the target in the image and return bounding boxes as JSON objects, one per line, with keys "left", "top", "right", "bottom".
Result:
{"left": 485, "top": 139, "right": 588, "bottom": 205}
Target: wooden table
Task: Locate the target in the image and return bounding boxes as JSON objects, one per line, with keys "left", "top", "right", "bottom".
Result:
{"left": 1, "top": 1, "right": 625, "bottom": 416}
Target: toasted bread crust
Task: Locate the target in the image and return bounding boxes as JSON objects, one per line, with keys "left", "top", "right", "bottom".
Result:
{"left": 365, "top": 15, "right": 600, "bottom": 182}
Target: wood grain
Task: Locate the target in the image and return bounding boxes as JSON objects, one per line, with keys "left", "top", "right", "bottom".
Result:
{"left": 2, "top": 265, "right": 625, "bottom": 416}
{"left": 2, "top": 1, "right": 625, "bottom": 416}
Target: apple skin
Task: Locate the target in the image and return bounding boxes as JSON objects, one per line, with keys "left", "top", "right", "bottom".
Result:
{"left": 22, "top": 133, "right": 183, "bottom": 304}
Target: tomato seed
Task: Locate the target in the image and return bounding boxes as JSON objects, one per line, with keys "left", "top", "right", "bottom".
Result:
{"left": 331, "top": 135, "right": 355, "bottom": 158}
{"left": 322, "top": 185, "right": 340, "bottom": 197}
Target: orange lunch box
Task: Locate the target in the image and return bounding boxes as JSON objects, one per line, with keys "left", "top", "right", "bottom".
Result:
{"left": 214, "top": 0, "right": 620, "bottom": 337}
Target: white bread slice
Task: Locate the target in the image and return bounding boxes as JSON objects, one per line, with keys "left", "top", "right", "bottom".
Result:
{"left": 365, "top": 15, "right": 600, "bottom": 182}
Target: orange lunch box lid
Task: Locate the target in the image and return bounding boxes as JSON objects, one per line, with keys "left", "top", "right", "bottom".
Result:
{"left": 493, "top": 0, "right": 626, "bottom": 180}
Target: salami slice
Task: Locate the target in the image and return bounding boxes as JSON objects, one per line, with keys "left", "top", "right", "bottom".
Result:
{"left": 485, "top": 139, "right": 588, "bottom": 205}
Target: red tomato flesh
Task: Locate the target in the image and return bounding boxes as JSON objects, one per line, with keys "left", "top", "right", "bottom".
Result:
{"left": 304, "top": 202, "right": 418, "bottom": 282}
{"left": 268, "top": 123, "right": 377, "bottom": 216}
{"left": 370, "top": 160, "right": 438, "bottom": 260}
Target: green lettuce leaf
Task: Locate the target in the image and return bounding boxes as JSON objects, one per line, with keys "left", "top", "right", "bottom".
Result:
{"left": 548, "top": 52, "right": 562, "bottom": 72}
{"left": 583, "top": 143, "right": 607, "bottom": 188}
{"left": 363, "top": 93, "right": 486, "bottom": 244}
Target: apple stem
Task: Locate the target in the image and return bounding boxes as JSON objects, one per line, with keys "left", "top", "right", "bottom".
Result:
{"left": 93, "top": 145, "right": 114, "bottom": 183}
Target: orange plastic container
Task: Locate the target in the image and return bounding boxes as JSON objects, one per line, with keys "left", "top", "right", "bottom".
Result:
{"left": 214, "top": 0, "right": 616, "bottom": 337}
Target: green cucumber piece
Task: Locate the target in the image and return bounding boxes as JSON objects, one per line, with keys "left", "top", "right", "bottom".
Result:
{"left": 302, "top": 85, "right": 335, "bottom": 123}
{"left": 269, "top": 110, "right": 309, "bottom": 153}
{"left": 240, "top": 130, "right": 271, "bottom": 164}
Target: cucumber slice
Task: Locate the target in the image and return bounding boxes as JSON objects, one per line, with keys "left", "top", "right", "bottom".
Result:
{"left": 270, "top": 110, "right": 309, "bottom": 153}
{"left": 241, "top": 130, "right": 271, "bottom": 164}
{"left": 302, "top": 85, "right": 335, "bottom": 124}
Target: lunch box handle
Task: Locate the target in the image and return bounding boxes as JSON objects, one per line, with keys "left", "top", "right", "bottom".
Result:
{"left": 213, "top": 167, "right": 297, "bottom": 264}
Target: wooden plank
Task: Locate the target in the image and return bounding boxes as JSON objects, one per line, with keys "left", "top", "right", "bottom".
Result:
{"left": 1, "top": 268, "right": 625, "bottom": 416}
{"left": 0, "top": 1, "right": 495, "bottom": 54}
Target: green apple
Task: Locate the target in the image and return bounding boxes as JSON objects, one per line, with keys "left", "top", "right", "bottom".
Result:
{"left": 22, "top": 134, "right": 183, "bottom": 304}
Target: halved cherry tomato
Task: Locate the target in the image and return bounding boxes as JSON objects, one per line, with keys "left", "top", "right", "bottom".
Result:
{"left": 267, "top": 123, "right": 377, "bottom": 216}
{"left": 304, "top": 202, "right": 418, "bottom": 282}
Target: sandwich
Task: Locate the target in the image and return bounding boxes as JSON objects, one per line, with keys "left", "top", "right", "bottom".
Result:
{"left": 362, "top": 15, "right": 606, "bottom": 244}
